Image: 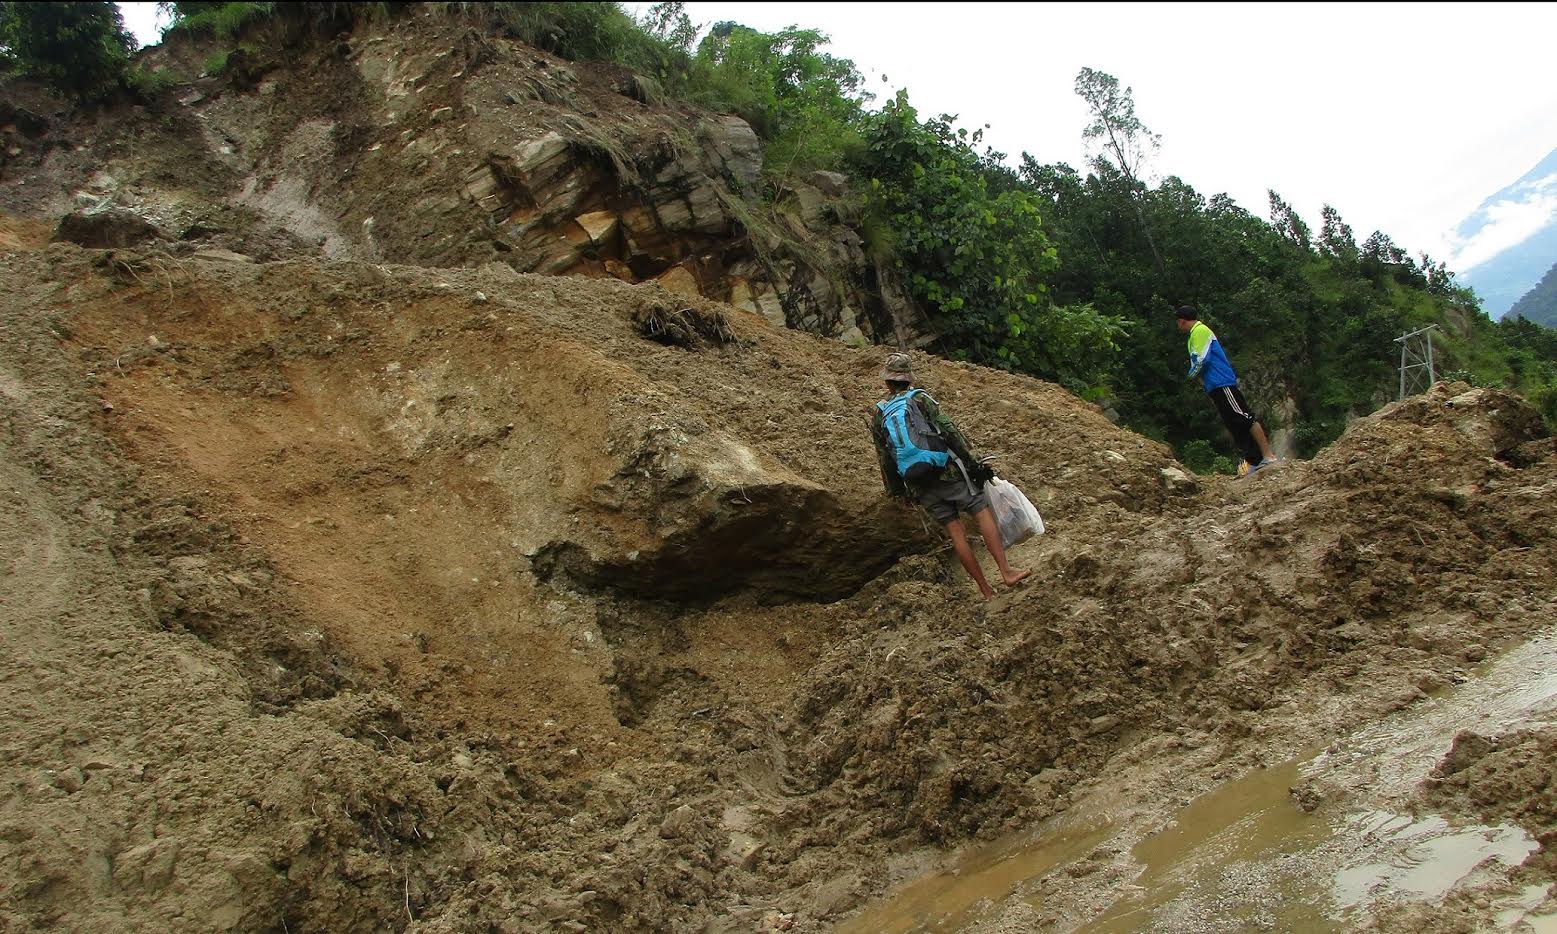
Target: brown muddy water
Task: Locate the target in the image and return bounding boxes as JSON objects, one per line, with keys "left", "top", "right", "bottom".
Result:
{"left": 843, "top": 629, "right": 1557, "bottom": 932}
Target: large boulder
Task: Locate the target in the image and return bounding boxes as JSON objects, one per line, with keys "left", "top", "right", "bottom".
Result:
{"left": 53, "top": 210, "right": 166, "bottom": 249}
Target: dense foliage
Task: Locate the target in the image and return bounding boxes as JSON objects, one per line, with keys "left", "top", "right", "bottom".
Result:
{"left": 1497, "top": 314, "right": 1557, "bottom": 423}
{"left": 856, "top": 93, "right": 1125, "bottom": 387}
{"left": 14, "top": 0, "right": 1557, "bottom": 466}
{"left": 686, "top": 21, "right": 868, "bottom": 178}
{"left": 0, "top": 1, "right": 134, "bottom": 101}
{"left": 1017, "top": 155, "right": 1504, "bottom": 459}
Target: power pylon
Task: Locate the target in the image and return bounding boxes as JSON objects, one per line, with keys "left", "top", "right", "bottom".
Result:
{"left": 1395, "top": 324, "right": 1438, "bottom": 400}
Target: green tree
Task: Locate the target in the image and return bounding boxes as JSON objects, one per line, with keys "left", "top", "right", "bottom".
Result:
{"left": 637, "top": 0, "right": 697, "bottom": 52}
{"left": 1267, "top": 190, "right": 1312, "bottom": 250}
{"left": 857, "top": 92, "right": 1126, "bottom": 387}
{"left": 1317, "top": 204, "right": 1358, "bottom": 265}
{"left": 1417, "top": 252, "right": 1475, "bottom": 303}
{"left": 691, "top": 22, "right": 868, "bottom": 178}
{"left": 0, "top": 1, "right": 134, "bottom": 101}
{"left": 161, "top": 1, "right": 271, "bottom": 34}
{"left": 1359, "top": 230, "right": 1425, "bottom": 289}
{"left": 1075, "top": 66, "right": 1164, "bottom": 275}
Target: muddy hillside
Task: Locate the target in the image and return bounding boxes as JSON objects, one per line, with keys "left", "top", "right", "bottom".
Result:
{"left": 3, "top": 16, "right": 1557, "bottom": 934}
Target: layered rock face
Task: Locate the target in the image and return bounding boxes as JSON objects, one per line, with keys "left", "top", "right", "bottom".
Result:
{"left": 4, "top": 17, "right": 926, "bottom": 351}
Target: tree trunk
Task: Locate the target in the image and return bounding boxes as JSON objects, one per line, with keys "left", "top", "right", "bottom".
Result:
{"left": 1131, "top": 194, "right": 1165, "bottom": 277}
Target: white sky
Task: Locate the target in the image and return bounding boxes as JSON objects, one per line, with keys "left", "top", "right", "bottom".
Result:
{"left": 119, "top": 2, "right": 1557, "bottom": 273}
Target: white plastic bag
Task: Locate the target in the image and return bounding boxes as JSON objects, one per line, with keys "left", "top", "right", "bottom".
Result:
{"left": 986, "top": 477, "right": 1044, "bottom": 549}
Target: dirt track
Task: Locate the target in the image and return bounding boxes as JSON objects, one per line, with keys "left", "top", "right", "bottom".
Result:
{"left": 2, "top": 240, "right": 1556, "bottom": 931}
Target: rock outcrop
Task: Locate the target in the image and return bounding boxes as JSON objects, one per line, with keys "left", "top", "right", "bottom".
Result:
{"left": 2, "top": 17, "right": 929, "bottom": 352}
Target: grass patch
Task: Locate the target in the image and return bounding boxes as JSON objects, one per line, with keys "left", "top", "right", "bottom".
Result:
{"left": 168, "top": 1, "right": 275, "bottom": 40}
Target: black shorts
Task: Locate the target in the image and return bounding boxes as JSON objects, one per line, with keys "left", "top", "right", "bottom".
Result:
{"left": 913, "top": 471, "right": 989, "bottom": 524}
{"left": 1209, "top": 384, "right": 1258, "bottom": 432}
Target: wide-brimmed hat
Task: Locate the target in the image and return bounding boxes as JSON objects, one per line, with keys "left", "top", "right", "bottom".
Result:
{"left": 881, "top": 352, "right": 914, "bottom": 382}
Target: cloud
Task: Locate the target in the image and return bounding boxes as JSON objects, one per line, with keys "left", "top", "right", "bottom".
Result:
{"left": 1444, "top": 174, "right": 1557, "bottom": 272}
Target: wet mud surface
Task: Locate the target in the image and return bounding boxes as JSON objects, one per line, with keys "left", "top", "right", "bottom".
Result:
{"left": 851, "top": 630, "right": 1557, "bottom": 933}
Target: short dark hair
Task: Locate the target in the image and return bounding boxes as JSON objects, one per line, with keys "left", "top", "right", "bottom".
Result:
{"left": 1175, "top": 305, "right": 1199, "bottom": 321}
{"left": 885, "top": 378, "right": 912, "bottom": 392}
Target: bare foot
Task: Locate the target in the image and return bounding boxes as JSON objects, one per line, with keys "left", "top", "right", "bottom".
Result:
{"left": 1001, "top": 568, "right": 1032, "bottom": 587}
{"left": 979, "top": 584, "right": 996, "bottom": 600}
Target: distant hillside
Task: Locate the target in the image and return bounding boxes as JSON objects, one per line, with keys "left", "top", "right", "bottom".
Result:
{"left": 1452, "top": 146, "right": 1557, "bottom": 318}
{"left": 1509, "top": 258, "right": 1557, "bottom": 327}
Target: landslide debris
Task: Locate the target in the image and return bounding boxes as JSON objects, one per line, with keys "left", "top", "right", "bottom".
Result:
{"left": 0, "top": 9, "right": 1554, "bottom": 934}
{"left": 2, "top": 236, "right": 1555, "bottom": 932}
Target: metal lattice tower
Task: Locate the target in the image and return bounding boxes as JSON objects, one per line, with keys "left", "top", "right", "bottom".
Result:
{"left": 1395, "top": 324, "right": 1439, "bottom": 400}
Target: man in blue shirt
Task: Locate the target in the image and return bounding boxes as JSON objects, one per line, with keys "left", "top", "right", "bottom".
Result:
{"left": 1176, "top": 305, "right": 1277, "bottom": 475}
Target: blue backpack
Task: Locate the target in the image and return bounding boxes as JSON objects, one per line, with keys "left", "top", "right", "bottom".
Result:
{"left": 877, "top": 389, "right": 951, "bottom": 484}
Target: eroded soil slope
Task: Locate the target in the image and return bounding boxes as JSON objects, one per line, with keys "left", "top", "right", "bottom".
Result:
{"left": 2, "top": 238, "right": 1555, "bottom": 932}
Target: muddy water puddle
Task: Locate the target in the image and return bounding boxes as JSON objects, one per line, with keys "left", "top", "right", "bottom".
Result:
{"left": 833, "top": 818, "right": 1115, "bottom": 934}
{"left": 844, "top": 630, "right": 1557, "bottom": 932}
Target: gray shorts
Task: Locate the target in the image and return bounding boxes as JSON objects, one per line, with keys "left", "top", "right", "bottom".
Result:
{"left": 913, "top": 472, "right": 989, "bottom": 524}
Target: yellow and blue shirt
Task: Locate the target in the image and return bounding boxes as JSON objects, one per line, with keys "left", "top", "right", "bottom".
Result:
{"left": 1186, "top": 321, "right": 1238, "bottom": 392}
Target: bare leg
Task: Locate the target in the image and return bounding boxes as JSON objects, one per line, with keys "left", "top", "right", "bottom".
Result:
{"left": 1250, "top": 421, "right": 1276, "bottom": 462}
{"left": 973, "top": 507, "right": 1032, "bottom": 587}
{"left": 945, "top": 519, "right": 995, "bottom": 599}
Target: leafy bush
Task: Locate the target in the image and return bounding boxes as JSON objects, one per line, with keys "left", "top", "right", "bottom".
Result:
{"left": 429, "top": 2, "right": 685, "bottom": 81}
{"left": 166, "top": 1, "right": 273, "bottom": 39}
{"left": 1438, "top": 368, "right": 1498, "bottom": 390}
{"left": 1293, "top": 419, "right": 1343, "bottom": 458}
{"left": 0, "top": 1, "right": 135, "bottom": 101}
{"left": 688, "top": 22, "right": 867, "bottom": 178}
{"left": 125, "top": 64, "right": 186, "bottom": 96}
{"left": 1497, "top": 316, "right": 1557, "bottom": 429}
{"left": 166, "top": 2, "right": 386, "bottom": 41}
{"left": 1177, "top": 439, "right": 1239, "bottom": 475}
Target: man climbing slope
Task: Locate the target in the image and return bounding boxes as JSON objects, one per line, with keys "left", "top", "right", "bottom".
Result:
{"left": 869, "top": 352, "right": 1031, "bottom": 600}
{"left": 1176, "top": 305, "right": 1278, "bottom": 476}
